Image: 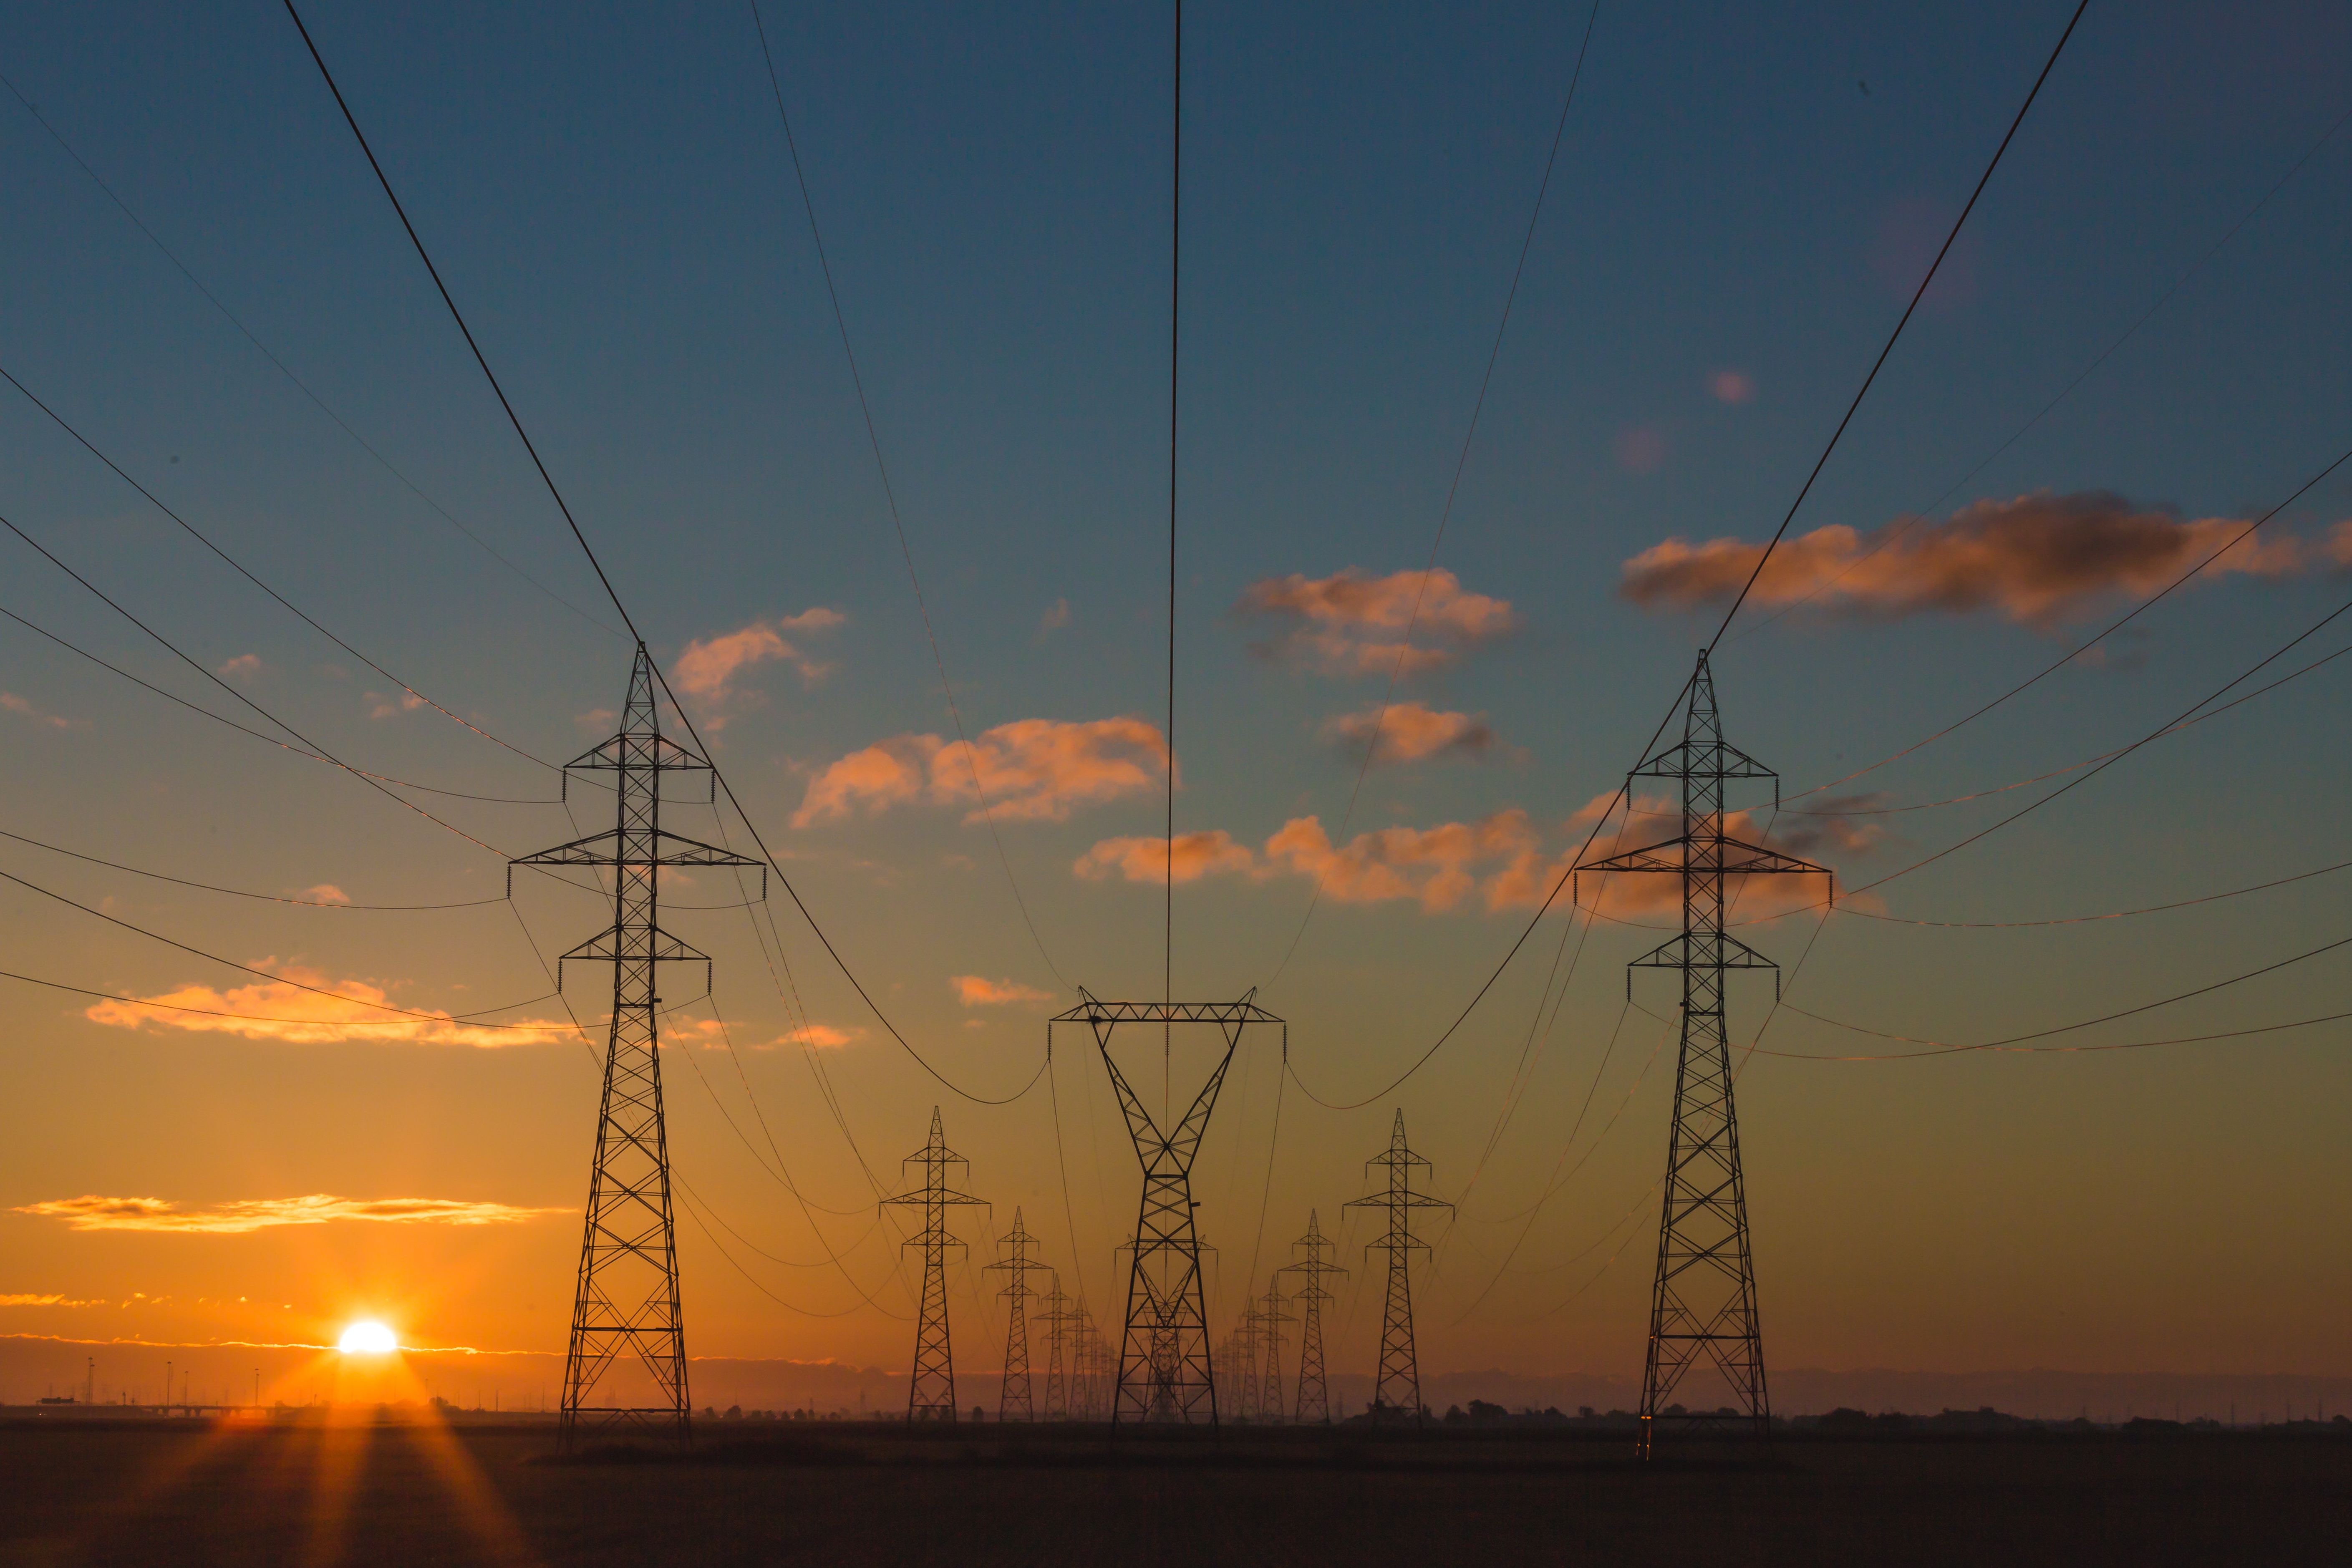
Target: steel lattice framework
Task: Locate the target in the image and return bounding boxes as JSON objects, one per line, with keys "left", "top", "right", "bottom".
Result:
{"left": 513, "top": 644, "right": 765, "bottom": 1448}
{"left": 880, "top": 1107, "right": 989, "bottom": 1422}
{"left": 1037, "top": 1276, "right": 1076, "bottom": 1421}
{"left": 1255, "top": 1281, "right": 1293, "bottom": 1424}
{"left": 1576, "top": 649, "right": 1829, "bottom": 1457}
{"left": 1281, "top": 1211, "right": 1345, "bottom": 1425}
{"left": 986, "top": 1209, "right": 1044, "bottom": 1422}
{"left": 1050, "top": 988, "right": 1283, "bottom": 1426}
{"left": 1344, "top": 1111, "right": 1452, "bottom": 1426}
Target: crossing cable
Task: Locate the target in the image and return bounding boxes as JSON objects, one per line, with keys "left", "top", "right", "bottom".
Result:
{"left": 1727, "top": 96, "right": 2352, "bottom": 646}
{"left": 0, "top": 511, "right": 505, "bottom": 856}
{"left": 0, "top": 359, "right": 559, "bottom": 774}
{"left": 284, "top": 0, "right": 1042, "bottom": 1107}
{"left": 0, "top": 966, "right": 553, "bottom": 1031}
{"left": 1263, "top": 0, "right": 1603, "bottom": 991}
{"left": 1761, "top": 1004, "right": 2352, "bottom": 1062}
{"left": 0, "top": 597, "right": 563, "bottom": 807}
{"left": 1846, "top": 464, "right": 2352, "bottom": 898}
{"left": 1285, "top": 5, "right": 2086, "bottom": 1111}
{"left": 0, "top": 826, "right": 504, "bottom": 910}
{"left": 1704, "top": 0, "right": 2090, "bottom": 650}
{"left": 1764, "top": 925, "right": 2352, "bottom": 1058}
{"left": 0, "top": 67, "right": 625, "bottom": 644}
{"left": 0, "top": 863, "right": 561, "bottom": 1028}
{"left": 743, "top": 0, "right": 1069, "bottom": 992}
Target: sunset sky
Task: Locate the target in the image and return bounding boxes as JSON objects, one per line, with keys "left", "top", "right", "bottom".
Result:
{"left": 4, "top": 0, "right": 2351, "bottom": 1412}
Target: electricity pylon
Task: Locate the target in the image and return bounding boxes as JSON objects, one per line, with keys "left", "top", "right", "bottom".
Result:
{"left": 880, "top": 1107, "right": 989, "bottom": 1422}
{"left": 1575, "top": 648, "right": 1830, "bottom": 1457}
{"left": 1282, "top": 1211, "right": 1345, "bottom": 1424}
{"left": 986, "top": 1209, "right": 1044, "bottom": 1422}
{"left": 1344, "top": 1111, "right": 1452, "bottom": 1427}
{"left": 1257, "top": 1282, "right": 1294, "bottom": 1424}
{"left": 1051, "top": 989, "right": 1283, "bottom": 1425}
{"left": 1038, "top": 1277, "right": 1077, "bottom": 1420}
{"left": 513, "top": 643, "right": 765, "bottom": 1447}
{"left": 1231, "top": 1298, "right": 1262, "bottom": 1421}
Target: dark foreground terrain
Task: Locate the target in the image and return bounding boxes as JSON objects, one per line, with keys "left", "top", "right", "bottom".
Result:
{"left": 2, "top": 1417, "right": 2346, "bottom": 1566}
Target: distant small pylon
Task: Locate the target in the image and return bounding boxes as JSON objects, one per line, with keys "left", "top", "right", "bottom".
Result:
{"left": 1258, "top": 1281, "right": 1294, "bottom": 1424}
{"left": 1038, "top": 1276, "right": 1077, "bottom": 1420}
{"left": 880, "top": 1107, "right": 988, "bottom": 1422}
{"left": 1344, "top": 1112, "right": 1452, "bottom": 1427}
{"left": 1281, "top": 1210, "right": 1346, "bottom": 1425}
{"left": 986, "top": 1210, "right": 1045, "bottom": 1422}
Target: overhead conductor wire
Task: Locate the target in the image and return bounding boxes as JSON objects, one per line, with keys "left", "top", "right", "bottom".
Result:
{"left": 1265, "top": 0, "right": 1603, "bottom": 991}
{"left": 743, "top": 0, "right": 1069, "bottom": 992}
{"left": 1285, "top": 0, "right": 2087, "bottom": 1112}
{"left": 282, "top": 0, "right": 1036, "bottom": 1107}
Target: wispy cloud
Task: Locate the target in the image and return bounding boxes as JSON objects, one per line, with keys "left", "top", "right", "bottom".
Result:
{"left": 1072, "top": 831, "right": 1255, "bottom": 886}
{"left": 1620, "top": 491, "right": 2335, "bottom": 628}
{"left": 675, "top": 610, "right": 845, "bottom": 707}
{"left": 81, "top": 963, "right": 575, "bottom": 1048}
{"left": 15, "top": 1194, "right": 565, "bottom": 1235}
{"left": 0, "top": 1292, "right": 101, "bottom": 1307}
{"left": 365, "top": 691, "right": 426, "bottom": 720}
{"left": 1234, "top": 567, "right": 1515, "bottom": 678}
{"left": 216, "top": 654, "right": 263, "bottom": 682}
{"left": 295, "top": 884, "right": 350, "bottom": 906}
{"left": 1038, "top": 598, "right": 1071, "bottom": 636}
{"left": 1, "top": 692, "right": 81, "bottom": 730}
{"left": 950, "top": 976, "right": 1054, "bottom": 1007}
{"left": 794, "top": 716, "right": 1169, "bottom": 827}
{"left": 1322, "top": 701, "right": 1497, "bottom": 764}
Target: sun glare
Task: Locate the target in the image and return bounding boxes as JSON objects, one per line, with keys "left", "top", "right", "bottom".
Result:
{"left": 338, "top": 1320, "right": 398, "bottom": 1354}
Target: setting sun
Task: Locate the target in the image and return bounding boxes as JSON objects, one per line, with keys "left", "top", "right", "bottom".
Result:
{"left": 337, "top": 1321, "right": 397, "bottom": 1355}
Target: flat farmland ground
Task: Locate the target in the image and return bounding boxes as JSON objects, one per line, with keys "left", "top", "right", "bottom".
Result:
{"left": 2, "top": 1419, "right": 2346, "bottom": 1566}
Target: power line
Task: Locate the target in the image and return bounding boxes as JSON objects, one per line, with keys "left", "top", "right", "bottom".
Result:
{"left": 0, "top": 358, "right": 557, "bottom": 774}
{"left": 1848, "top": 454, "right": 2352, "bottom": 897}
{"left": 0, "top": 66, "right": 625, "bottom": 644}
{"left": 1761, "top": 1005, "right": 2352, "bottom": 1062}
{"left": 1729, "top": 96, "right": 2352, "bottom": 645}
{"left": 0, "top": 865, "right": 557, "bottom": 1027}
{"left": 1265, "top": 0, "right": 1603, "bottom": 990}
{"left": 0, "top": 511, "right": 504, "bottom": 856}
{"left": 0, "top": 597, "right": 567, "bottom": 805}
{"left": 284, "top": 0, "right": 1046, "bottom": 1108}
{"left": 0, "top": 966, "right": 555, "bottom": 1031}
{"left": 0, "top": 826, "right": 504, "bottom": 910}
{"left": 742, "top": 0, "right": 1069, "bottom": 992}
{"left": 1706, "top": 0, "right": 2090, "bottom": 648}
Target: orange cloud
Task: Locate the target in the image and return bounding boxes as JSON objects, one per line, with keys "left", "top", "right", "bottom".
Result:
{"left": 297, "top": 884, "right": 351, "bottom": 906}
{"left": 1323, "top": 701, "right": 1496, "bottom": 764}
{"left": 950, "top": 976, "right": 1055, "bottom": 1006}
{"left": 1073, "top": 830, "right": 1255, "bottom": 886}
{"left": 794, "top": 716, "right": 1170, "bottom": 827}
{"left": 216, "top": 654, "right": 263, "bottom": 681}
{"left": 366, "top": 691, "right": 426, "bottom": 719}
{"left": 14, "top": 1194, "right": 563, "bottom": 1234}
{"left": 1262, "top": 811, "right": 1538, "bottom": 911}
{"left": 81, "top": 964, "right": 575, "bottom": 1048}
{"left": 0, "top": 1293, "right": 101, "bottom": 1307}
{"left": 675, "top": 611, "right": 844, "bottom": 702}
{"left": 1620, "top": 491, "right": 2315, "bottom": 628}
{"left": 1235, "top": 567, "right": 1515, "bottom": 677}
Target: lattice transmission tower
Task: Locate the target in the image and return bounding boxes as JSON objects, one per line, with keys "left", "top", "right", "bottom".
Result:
{"left": 1256, "top": 1281, "right": 1293, "bottom": 1424}
{"left": 1037, "top": 1276, "right": 1076, "bottom": 1420}
{"left": 1344, "top": 1111, "right": 1452, "bottom": 1427}
{"left": 986, "top": 1209, "right": 1044, "bottom": 1422}
{"left": 1282, "top": 1211, "right": 1345, "bottom": 1424}
{"left": 1050, "top": 989, "right": 1283, "bottom": 1425}
{"left": 1230, "top": 1296, "right": 1262, "bottom": 1421}
{"left": 513, "top": 644, "right": 765, "bottom": 1447}
{"left": 1574, "top": 649, "right": 1829, "bottom": 1457}
{"left": 880, "top": 1107, "right": 989, "bottom": 1422}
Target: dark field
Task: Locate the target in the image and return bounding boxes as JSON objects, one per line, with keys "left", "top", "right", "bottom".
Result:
{"left": 3, "top": 1418, "right": 2347, "bottom": 1566}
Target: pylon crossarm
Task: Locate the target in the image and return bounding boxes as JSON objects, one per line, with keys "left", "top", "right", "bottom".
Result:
{"left": 1579, "top": 833, "right": 1826, "bottom": 881}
